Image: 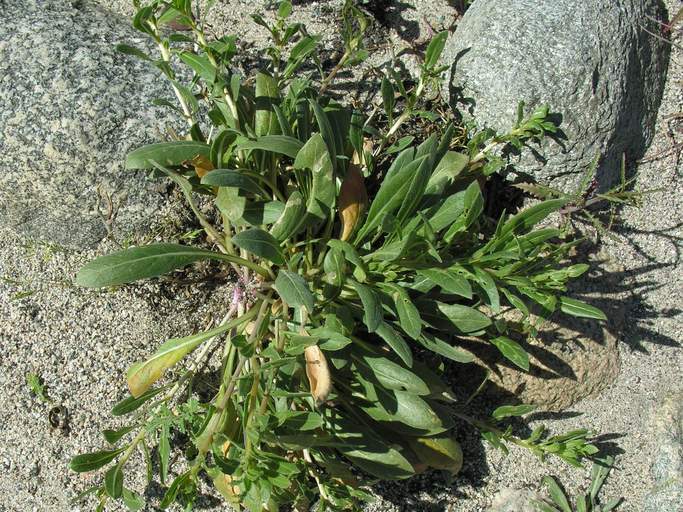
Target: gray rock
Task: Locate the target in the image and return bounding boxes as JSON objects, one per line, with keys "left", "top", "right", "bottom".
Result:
{"left": 488, "top": 488, "right": 542, "bottom": 512}
{"left": 643, "top": 392, "right": 683, "bottom": 512}
{"left": 445, "top": 0, "right": 669, "bottom": 192}
{"left": 0, "top": 0, "right": 179, "bottom": 249}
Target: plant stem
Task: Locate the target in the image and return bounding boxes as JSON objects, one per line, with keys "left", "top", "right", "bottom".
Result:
{"left": 154, "top": 36, "right": 194, "bottom": 127}
{"left": 319, "top": 53, "right": 349, "bottom": 95}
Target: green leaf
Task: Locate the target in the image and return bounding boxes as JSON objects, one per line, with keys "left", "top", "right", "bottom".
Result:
{"left": 473, "top": 267, "right": 500, "bottom": 312}
{"left": 105, "top": 465, "right": 124, "bottom": 499}
{"left": 216, "top": 186, "right": 246, "bottom": 222}
{"left": 127, "top": 315, "right": 252, "bottom": 397}
{"left": 270, "top": 191, "right": 306, "bottom": 240}
{"left": 418, "top": 268, "right": 472, "bottom": 298}
{"left": 491, "top": 404, "right": 536, "bottom": 420}
{"left": 275, "top": 411, "right": 323, "bottom": 431}
{"left": 274, "top": 270, "right": 314, "bottom": 312}
{"left": 357, "top": 156, "right": 428, "bottom": 241}
{"left": 436, "top": 303, "right": 492, "bottom": 333}
{"left": 357, "top": 354, "right": 429, "bottom": 395}
{"left": 327, "top": 240, "right": 368, "bottom": 282}
{"left": 424, "top": 151, "right": 469, "bottom": 197}
{"left": 394, "top": 154, "right": 433, "bottom": 225}
{"left": 201, "top": 169, "right": 264, "bottom": 195}
{"left": 495, "top": 199, "right": 568, "bottom": 246}
{"left": 111, "top": 387, "right": 163, "bottom": 416}
{"left": 418, "top": 333, "right": 475, "bottom": 363}
{"left": 125, "top": 141, "right": 210, "bottom": 169}
{"left": 232, "top": 228, "right": 285, "bottom": 265}
{"left": 160, "top": 471, "right": 192, "bottom": 509}
{"left": 384, "top": 284, "right": 422, "bottom": 339}
{"left": 70, "top": 448, "right": 124, "bottom": 473}
{"left": 283, "top": 36, "right": 319, "bottom": 78}
{"left": 115, "top": 44, "right": 151, "bottom": 61}
{"left": 309, "top": 100, "right": 338, "bottom": 170}
{"left": 559, "top": 297, "right": 607, "bottom": 320}
{"left": 424, "top": 31, "right": 448, "bottom": 68}
{"left": 349, "top": 280, "right": 382, "bottom": 332}
{"left": 122, "top": 488, "right": 144, "bottom": 511}
{"left": 375, "top": 322, "right": 413, "bottom": 367}
{"left": 294, "top": 133, "right": 335, "bottom": 223}
{"left": 356, "top": 377, "right": 451, "bottom": 434}
{"left": 76, "top": 244, "right": 226, "bottom": 288}
{"left": 381, "top": 77, "right": 395, "bottom": 121}
{"left": 236, "top": 135, "right": 303, "bottom": 158}
{"left": 179, "top": 52, "right": 216, "bottom": 82}
{"left": 159, "top": 425, "right": 170, "bottom": 484}
{"left": 490, "top": 336, "right": 529, "bottom": 371}
{"left": 501, "top": 288, "right": 529, "bottom": 316}
{"left": 243, "top": 200, "right": 285, "bottom": 226}
{"left": 331, "top": 417, "right": 414, "bottom": 480}
{"left": 103, "top": 425, "right": 136, "bottom": 445}
{"left": 542, "top": 476, "right": 572, "bottom": 512}
{"left": 255, "top": 72, "right": 280, "bottom": 136}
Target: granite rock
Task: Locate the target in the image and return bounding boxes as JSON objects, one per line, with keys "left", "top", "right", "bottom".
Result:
{"left": 0, "top": 0, "right": 179, "bottom": 249}
{"left": 445, "top": 0, "right": 669, "bottom": 192}
{"left": 488, "top": 488, "right": 542, "bottom": 512}
{"left": 643, "top": 392, "right": 683, "bottom": 512}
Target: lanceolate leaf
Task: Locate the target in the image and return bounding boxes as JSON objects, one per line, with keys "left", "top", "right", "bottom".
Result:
{"left": 70, "top": 448, "right": 124, "bottom": 473}
{"left": 127, "top": 313, "right": 255, "bottom": 397}
{"left": 375, "top": 322, "right": 413, "bottom": 367}
{"left": 294, "top": 133, "right": 335, "bottom": 223}
{"left": 201, "top": 169, "right": 265, "bottom": 195}
{"left": 274, "top": 270, "right": 314, "bottom": 312}
{"left": 111, "top": 387, "right": 163, "bottom": 416}
{"left": 270, "top": 191, "right": 306, "bottom": 240}
{"left": 436, "top": 303, "right": 492, "bottom": 333}
{"left": 356, "top": 156, "right": 429, "bottom": 241}
{"left": 332, "top": 418, "right": 414, "bottom": 480}
{"left": 255, "top": 72, "right": 280, "bottom": 136}
{"left": 349, "top": 280, "right": 383, "bottom": 332}
{"left": 236, "top": 135, "right": 303, "bottom": 158}
{"left": 424, "top": 31, "right": 448, "bottom": 68}
{"left": 105, "top": 464, "right": 124, "bottom": 498}
{"left": 125, "top": 141, "right": 210, "bottom": 169}
{"left": 384, "top": 284, "right": 422, "bottom": 339}
{"left": 559, "top": 297, "right": 607, "bottom": 320}
{"left": 418, "top": 333, "right": 475, "bottom": 363}
{"left": 232, "top": 228, "right": 285, "bottom": 265}
{"left": 357, "top": 379, "right": 451, "bottom": 434}
{"left": 492, "top": 404, "right": 536, "bottom": 420}
{"left": 179, "top": 52, "right": 216, "bottom": 82}
{"left": 417, "top": 268, "right": 472, "bottom": 298}
{"left": 490, "top": 336, "right": 530, "bottom": 371}
{"left": 76, "top": 244, "right": 229, "bottom": 288}
{"left": 357, "top": 354, "right": 429, "bottom": 395}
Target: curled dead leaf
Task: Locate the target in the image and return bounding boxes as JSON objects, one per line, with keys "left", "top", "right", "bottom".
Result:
{"left": 304, "top": 345, "right": 332, "bottom": 405}
{"left": 193, "top": 154, "right": 214, "bottom": 178}
{"left": 338, "top": 152, "right": 368, "bottom": 241}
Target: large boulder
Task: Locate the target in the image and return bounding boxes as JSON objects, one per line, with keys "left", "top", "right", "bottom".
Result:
{"left": 445, "top": 0, "right": 669, "bottom": 192}
{"left": 0, "top": 0, "right": 178, "bottom": 249}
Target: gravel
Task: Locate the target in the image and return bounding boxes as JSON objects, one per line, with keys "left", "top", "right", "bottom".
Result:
{"left": 0, "top": 1, "right": 681, "bottom": 511}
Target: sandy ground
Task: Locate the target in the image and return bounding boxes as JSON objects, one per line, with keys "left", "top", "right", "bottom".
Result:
{"left": 0, "top": 1, "right": 681, "bottom": 511}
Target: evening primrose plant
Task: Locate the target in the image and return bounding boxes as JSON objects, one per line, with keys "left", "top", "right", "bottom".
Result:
{"left": 70, "top": 1, "right": 606, "bottom": 510}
